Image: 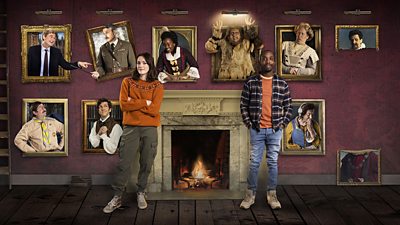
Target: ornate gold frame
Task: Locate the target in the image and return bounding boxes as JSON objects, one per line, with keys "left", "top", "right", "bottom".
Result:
{"left": 86, "top": 20, "right": 136, "bottom": 82}
{"left": 21, "top": 98, "right": 68, "bottom": 156}
{"left": 275, "top": 25, "right": 322, "bottom": 81}
{"left": 337, "top": 149, "right": 381, "bottom": 186}
{"left": 335, "top": 25, "right": 379, "bottom": 51}
{"left": 82, "top": 100, "right": 122, "bottom": 153}
{"left": 152, "top": 26, "right": 197, "bottom": 82}
{"left": 210, "top": 26, "right": 259, "bottom": 82}
{"left": 21, "top": 24, "right": 72, "bottom": 83}
{"left": 281, "top": 99, "right": 326, "bottom": 155}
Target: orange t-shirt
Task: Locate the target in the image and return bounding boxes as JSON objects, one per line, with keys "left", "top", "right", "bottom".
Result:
{"left": 260, "top": 77, "right": 272, "bottom": 128}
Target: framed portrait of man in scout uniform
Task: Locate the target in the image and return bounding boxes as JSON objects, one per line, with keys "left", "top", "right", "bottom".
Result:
{"left": 21, "top": 98, "right": 68, "bottom": 157}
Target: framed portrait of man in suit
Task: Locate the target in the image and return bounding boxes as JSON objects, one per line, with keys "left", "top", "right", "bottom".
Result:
{"left": 335, "top": 25, "right": 379, "bottom": 51}
{"left": 21, "top": 24, "right": 73, "bottom": 83}
{"left": 86, "top": 20, "right": 137, "bottom": 82}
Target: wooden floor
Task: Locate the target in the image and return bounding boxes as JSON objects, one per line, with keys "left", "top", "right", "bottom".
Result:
{"left": 0, "top": 185, "right": 400, "bottom": 225}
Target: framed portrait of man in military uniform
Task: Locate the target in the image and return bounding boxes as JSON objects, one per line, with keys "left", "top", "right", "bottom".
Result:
{"left": 86, "top": 20, "right": 137, "bottom": 81}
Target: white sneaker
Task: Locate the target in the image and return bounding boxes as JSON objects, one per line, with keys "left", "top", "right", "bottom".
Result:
{"left": 240, "top": 189, "right": 255, "bottom": 209}
{"left": 103, "top": 195, "right": 122, "bottom": 213}
{"left": 267, "top": 190, "right": 281, "bottom": 209}
{"left": 137, "top": 192, "right": 148, "bottom": 209}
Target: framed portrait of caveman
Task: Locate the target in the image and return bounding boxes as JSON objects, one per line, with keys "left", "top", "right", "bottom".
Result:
{"left": 281, "top": 99, "right": 325, "bottom": 155}
{"left": 337, "top": 149, "right": 381, "bottom": 186}
{"left": 206, "top": 25, "right": 261, "bottom": 82}
{"left": 86, "top": 20, "right": 136, "bottom": 82}
{"left": 335, "top": 25, "right": 379, "bottom": 51}
{"left": 152, "top": 26, "right": 197, "bottom": 83}
{"left": 18, "top": 98, "right": 68, "bottom": 157}
{"left": 275, "top": 24, "right": 322, "bottom": 81}
{"left": 21, "top": 24, "right": 72, "bottom": 83}
{"left": 82, "top": 100, "right": 122, "bottom": 153}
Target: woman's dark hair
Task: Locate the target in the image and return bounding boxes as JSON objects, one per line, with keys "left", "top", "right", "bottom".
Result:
{"left": 131, "top": 52, "right": 158, "bottom": 82}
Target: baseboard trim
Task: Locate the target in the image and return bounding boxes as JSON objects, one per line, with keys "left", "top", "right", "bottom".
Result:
{"left": 2, "top": 174, "right": 400, "bottom": 185}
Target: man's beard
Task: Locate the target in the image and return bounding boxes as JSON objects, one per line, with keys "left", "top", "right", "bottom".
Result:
{"left": 259, "top": 65, "right": 273, "bottom": 74}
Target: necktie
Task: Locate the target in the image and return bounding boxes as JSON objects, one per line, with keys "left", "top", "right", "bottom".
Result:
{"left": 43, "top": 49, "right": 49, "bottom": 76}
{"left": 40, "top": 121, "right": 50, "bottom": 145}
{"left": 111, "top": 43, "right": 115, "bottom": 51}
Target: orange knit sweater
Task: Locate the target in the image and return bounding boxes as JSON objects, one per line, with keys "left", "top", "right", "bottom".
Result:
{"left": 119, "top": 77, "right": 164, "bottom": 127}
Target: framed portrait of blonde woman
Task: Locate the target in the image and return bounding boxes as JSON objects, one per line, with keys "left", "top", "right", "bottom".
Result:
{"left": 337, "top": 149, "right": 381, "bottom": 186}
{"left": 21, "top": 24, "right": 72, "bottom": 83}
{"left": 275, "top": 24, "right": 322, "bottom": 81}
{"left": 20, "top": 98, "right": 68, "bottom": 157}
{"left": 281, "top": 99, "right": 325, "bottom": 155}
{"left": 86, "top": 20, "right": 136, "bottom": 81}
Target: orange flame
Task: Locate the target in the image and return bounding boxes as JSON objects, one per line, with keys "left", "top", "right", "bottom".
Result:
{"left": 192, "top": 157, "right": 208, "bottom": 179}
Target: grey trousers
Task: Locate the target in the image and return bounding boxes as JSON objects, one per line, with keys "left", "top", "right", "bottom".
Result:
{"left": 112, "top": 126, "right": 158, "bottom": 196}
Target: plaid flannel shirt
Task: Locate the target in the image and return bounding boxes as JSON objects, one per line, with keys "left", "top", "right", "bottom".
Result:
{"left": 240, "top": 74, "right": 292, "bottom": 131}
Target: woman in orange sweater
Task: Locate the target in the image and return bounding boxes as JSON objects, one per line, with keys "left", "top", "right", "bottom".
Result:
{"left": 103, "top": 52, "right": 164, "bottom": 213}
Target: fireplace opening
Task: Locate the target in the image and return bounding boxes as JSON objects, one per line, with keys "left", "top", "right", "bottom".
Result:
{"left": 171, "top": 130, "right": 230, "bottom": 190}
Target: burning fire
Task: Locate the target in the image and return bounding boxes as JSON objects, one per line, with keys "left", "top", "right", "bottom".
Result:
{"left": 192, "top": 157, "right": 207, "bottom": 179}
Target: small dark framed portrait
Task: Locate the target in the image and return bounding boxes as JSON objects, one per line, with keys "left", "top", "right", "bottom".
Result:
{"left": 335, "top": 25, "right": 379, "bottom": 51}
{"left": 337, "top": 149, "right": 381, "bottom": 185}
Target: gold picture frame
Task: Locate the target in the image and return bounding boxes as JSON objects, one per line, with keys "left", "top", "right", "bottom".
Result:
{"left": 86, "top": 20, "right": 136, "bottom": 82}
{"left": 210, "top": 26, "right": 259, "bottom": 82}
{"left": 275, "top": 25, "right": 322, "bottom": 81}
{"left": 281, "top": 99, "right": 325, "bottom": 155}
{"left": 337, "top": 149, "right": 381, "bottom": 186}
{"left": 21, "top": 98, "right": 68, "bottom": 156}
{"left": 82, "top": 100, "right": 122, "bottom": 153}
{"left": 152, "top": 26, "right": 197, "bottom": 82}
{"left": 21, "top": 24, "right": 72, "bottom": 83}
{"left": 335, "top": 25, "right": 379, "bottom": 51}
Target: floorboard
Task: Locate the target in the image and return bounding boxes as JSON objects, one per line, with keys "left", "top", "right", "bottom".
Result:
{"left": 72, "top": 186, "right": 112, "bottom": 225}
{"left": 6, "top": 185, "right": 68, "bottom": 225}
{"left": 318, "top": 185, "right": 381, "bottom": 225}
{"left": 0, "top": 186, "right": 37, "bottom": 224}
{"left": 0, "top": 185, "right": 399, "bottom": 225}
{"left": 46, "top": 186, "right": 90, "bottom": 225}
{"left": 345, "top": 186, "right": 400, "bottom": 225}
{"left": 294, "top": 185, "right": 347, "bottom": 225}
{"left": 179, "top": 200, "right": 195, "bottom": 225}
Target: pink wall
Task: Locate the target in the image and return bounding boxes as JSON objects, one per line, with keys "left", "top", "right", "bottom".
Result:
{"left": 7, "top": 0, "right": 400, "bottom": 175}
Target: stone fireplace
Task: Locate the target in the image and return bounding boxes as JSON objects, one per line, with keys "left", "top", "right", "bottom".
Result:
{"left": 145, "top": 90, "right": 250, "bottom": 199}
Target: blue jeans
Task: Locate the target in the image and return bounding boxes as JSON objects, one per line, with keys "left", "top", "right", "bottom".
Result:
{"left": 247, "top": 128, "right": 282, "bottom": 192}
